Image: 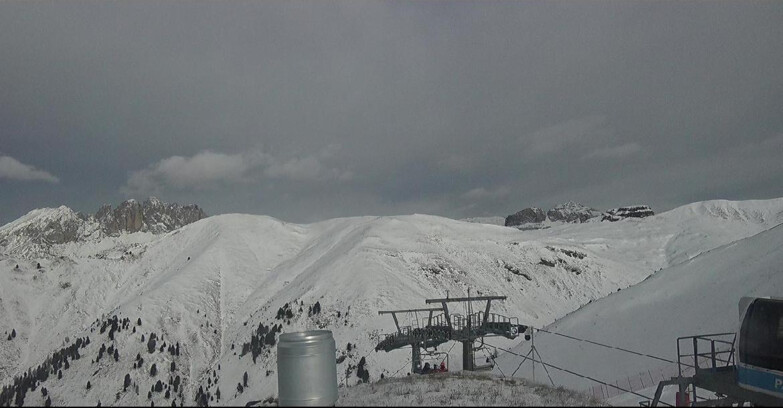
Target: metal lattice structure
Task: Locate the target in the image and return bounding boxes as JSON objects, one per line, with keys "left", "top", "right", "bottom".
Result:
{"left": 375, "top": 293, "right": 527, "bottom": 374}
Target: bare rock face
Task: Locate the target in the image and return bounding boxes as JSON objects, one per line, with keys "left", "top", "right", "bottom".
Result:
{"left": 505, "top": 207, "right": 546, "bottom": 226}
{"left": 505, "top": 202, "right": 600, "bottom": 227}
{"left": 0, "top": 206, "right": 99, "bottom": 257}
{"left": 0, "top": 198, "right": 207, "bottom": 257}
{"left": 98, "top": 199, "right": 144, "bottom": 234}
{"left": 602, "top": 205, "right": 655, "bottom": 222}
{"left": 26, "top": 209, "right": 84, "bottom": 245}
{"left": 140, "top": 197, "right": 207, "bottom": 234}
{"left": 546, "top": 202, "right": 600, "bottom": 223}
{"left": 97, "top": 197, "right": 207, "bottom": 236}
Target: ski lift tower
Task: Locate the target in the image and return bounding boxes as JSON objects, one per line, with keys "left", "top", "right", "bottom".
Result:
{"left": 377, "top": 307, "right": 448, "bottom": 374}
{"left": 425, "top": 293, "right": 522, "bottom": 371}
{"left": 376, "top": 292, "right": 526, "bottom": 374}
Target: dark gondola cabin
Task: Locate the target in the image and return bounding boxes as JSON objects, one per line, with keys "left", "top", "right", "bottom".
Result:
{"left": 737, "top": 297, "right": 783, "bottom": 398}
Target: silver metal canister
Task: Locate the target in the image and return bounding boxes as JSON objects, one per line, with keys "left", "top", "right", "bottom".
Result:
{"left": 277, "top": 330, "right": 338, "bottom": 406}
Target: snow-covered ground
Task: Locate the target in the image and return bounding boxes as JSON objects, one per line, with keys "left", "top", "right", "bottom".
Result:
{"left": 495, "top": 209, "right": 783, "bottom": 405}
{"left": 1, "top": 198, "right": 781, "bottom": 406}
{"left": 459, "top": 216, "right": 506, "bottom": 226}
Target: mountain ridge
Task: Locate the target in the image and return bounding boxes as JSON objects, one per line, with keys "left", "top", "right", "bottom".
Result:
{"left": 1, "top": 197, "right": 783, "bottom": 406}
{"left": 0, "top": 197, "right": 206, "bottom": 258}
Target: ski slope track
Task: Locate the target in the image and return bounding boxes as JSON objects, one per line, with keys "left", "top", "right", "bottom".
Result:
{"left": 0, "top": 198, "right": 782, "bottom": 406}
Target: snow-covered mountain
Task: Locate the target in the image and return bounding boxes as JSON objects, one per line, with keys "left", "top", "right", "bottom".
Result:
{"left": 459, "top": 216, "right": 505, "bottom": 226}
{"left": 1, "top": 198, "right": 782, "bottom": 406}
{"left": 501, "top": 202, "right": 661, "bottom": 229}
{"left": 503, "top": 202, "right": 605, "bottom": 228}
{"left": 601, "top": 205, "right": 655, "bottom": 222}
{"left": 0, "top": 206, "right": 100, "bottom": 259}
{"left": 495, "top": 199, "right": 783, "bottom": 403}
{"left": 546, "top": 202, "right": 603, "bottom": 224}
{"left": 0, "top": 198, "right": 206, "bottom": 259}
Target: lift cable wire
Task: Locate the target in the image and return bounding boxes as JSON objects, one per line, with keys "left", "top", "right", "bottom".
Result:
{"left": 390, "top": 357, "right": 412, "bottom": 378}
{"left": 489, "top": 343, "right": 674, "bottom": 407}
{"left": 347, "top": 339, "right": 399, "bottom": 386}
{"left": 505, "top": 339, "right": 556, "bottom": 387}
{"left": 510, "top": 347, "right": 535, "bottom": 378}
{"left": 479, "top": 344, "right": 507, "bottom": 379}
{"left": 383, "top": 337, "right": 459, "bottom": 380}
{"left": 534, "top": 328, "right": 693, "bottom": 369}
{"left": 533, "top": 344, "right": 556, "bottom": 387}
{"left": 442, "top": 340, "right": 458, "bottom": 358}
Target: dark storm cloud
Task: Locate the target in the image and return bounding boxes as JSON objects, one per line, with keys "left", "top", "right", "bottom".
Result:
{"left": 1, "top": 1, "right": 782, "bottom": 225}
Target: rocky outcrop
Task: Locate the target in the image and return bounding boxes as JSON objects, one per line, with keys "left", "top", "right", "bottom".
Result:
{"left": 97, "top": 200, "right": 143, "bottom": 235}
{"left": 139, "top": 197, "right": 206, "bottom": 234}
{"left": 96, "top": 197, "right": 207, "bottom": 235}
{"left": 0, "top": 198, "right": 207, "bottom": 257}
{"left": 505, "top": 207, "right": 546, "bottom": 226}
{"left": 20, "top": 209, "right": 84, "bottom": 245}
{"left": 505, "top": 202, "right": 600, "bottom": 227}
{"left": 0, "top": 206, "right": 100, "bottom": 257}
{"left": 602, "top": 205, "right": 655, "bottom": 222}
{"left": 546, "top": 202, "right": 600, "bottom": 223}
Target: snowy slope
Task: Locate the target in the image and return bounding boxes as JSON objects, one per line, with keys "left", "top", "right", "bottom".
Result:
{"left": 1, "top": 213, "right": 643, "bottom": 406}
{"left": 518, "top": 198, "right": 783, "bottom": 272}
{"left": 459, "top": 216, "right": 506, "bottom": 226}
{"left": 1, "top": 198, "right": 782, "bottom": 406}
{"left": 494, "top": 218, "right": 783, "bottom": 401}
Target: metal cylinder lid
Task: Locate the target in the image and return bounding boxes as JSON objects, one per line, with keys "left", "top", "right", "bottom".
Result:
{"left": 279, "top": 330, "right": 334, "bottom": 350}
{"left": 277, "top": 330, "right": 338, "bottom": 407}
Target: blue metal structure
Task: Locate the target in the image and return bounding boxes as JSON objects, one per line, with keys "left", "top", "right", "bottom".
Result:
{"left": 652, "top": 297, "right": 783, "bottom": 406}
{"left": 736, "top": 297, "right": 783, "bottom": 399}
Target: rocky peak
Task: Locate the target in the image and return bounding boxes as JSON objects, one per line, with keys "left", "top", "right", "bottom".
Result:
{"left": 0, "top": 198, "right": 208, "bottom": 257}
{"left": 601, "top": 205, "right": 655, "bottom": 222}
{"left": 0, "top": 206, "right": 98, "bottom": 257}
{"left": 505, "top": 202, "right": 600, "bottom": 227}
{"left": 505, "top": 207, "right": 546, "bottom": 226}
{"left": 546, "top": 202, "right": 601, "bottom": 223}
{"left": 140, "top": 197, "right": 206, "bottom": 234}
{"left": 96, "top": 197, "right": 207, "bottom": 236}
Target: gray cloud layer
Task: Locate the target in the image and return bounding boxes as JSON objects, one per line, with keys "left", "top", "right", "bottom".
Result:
{"left": 0, "top": 155, "right": 59, "bottom": 183}
{"left": 1, "top": 1, "right": 782, "bottom": 225}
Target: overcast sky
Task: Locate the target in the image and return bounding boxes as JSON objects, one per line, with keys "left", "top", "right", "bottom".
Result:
{"left": 1, "top": 1, "right": 782, "bottom": 225}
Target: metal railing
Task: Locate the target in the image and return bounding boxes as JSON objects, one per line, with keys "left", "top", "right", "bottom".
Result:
{"left": 450, "top": 312, "right": 519, "bottom": 334}
{"left": 676, "top": 332, "right": 736, "bottom": 377}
